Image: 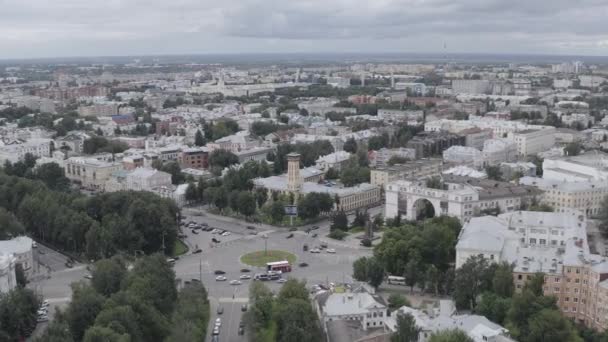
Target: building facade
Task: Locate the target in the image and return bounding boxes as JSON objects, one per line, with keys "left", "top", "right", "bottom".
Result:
{"left": 64, "top": 157, "right": 123, "bottom": 191}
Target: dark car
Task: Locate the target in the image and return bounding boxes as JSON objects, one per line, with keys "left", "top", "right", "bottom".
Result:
{"left": 299, "top": 262, "right": 309, "bottom": 267}
{"left": 239, "top": 321, "right": 245, "bottom": 328}
{"left": 303, "top": 244, "right": 309, "bottom": 252}
{"left": 192, "top": 248, "right": 202, "bottom": 254}
{"left": 286, "top": 233, "right": 294, "bottom": 239}
{"left": 212, "top": 238, "right": 221, "bottom": 243}
{"left": 191, "top": 278, "right": 201, "bottom": 282}
{"left": 214, "top": 270, "right": 226, "bottom": 275}
{"left": 65, "top": 261, "right": 74, "bottom": 268}
{"left": 246, "top": 225, "right": 256, "bottom": 230}
{"left": 320, "top": 243, "right": 328, "bottom": 249}
{"left": 241, "top": 304, "right": 248, "bottom": 312}
{"left": 191, "top": 229, "right": 199, "bottom": 234}
{"left": 289, "top": 227, "right": 297, "bottom": 231}
{"left": 217, "top": 306, "right": 224, "bottom": 314}
{"left": 241, "top": 268, "right": 251, "bottom": 273}
{"left": 238, "top": 327, "right": 245, "bottom": 335}
{"left": 312, "top": 233, "right": 318, "bottom": 238}
{"left": 311, "top": 226, "right": 320, "bottom": 230}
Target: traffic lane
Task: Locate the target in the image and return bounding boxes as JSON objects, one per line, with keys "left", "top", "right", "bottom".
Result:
{"left": 36, "top": 244, "right": 70, "bottom": 272}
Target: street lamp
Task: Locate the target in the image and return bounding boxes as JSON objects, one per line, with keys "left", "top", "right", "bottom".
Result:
{"left": 261, "top": 234, "right": 268, "bottom": 256}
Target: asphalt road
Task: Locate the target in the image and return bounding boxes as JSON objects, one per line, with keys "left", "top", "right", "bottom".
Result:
{"left": 176, "top": 210, "right": 373, "bottom": 342}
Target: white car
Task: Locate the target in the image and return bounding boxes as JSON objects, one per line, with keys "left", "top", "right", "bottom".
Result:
{"left": 277, "top": 278, "right": 287, "bottom": 283}
{"left": 37, "top": 309, "right": 47, "bottom": 316}
{"left": 239, "top": 274, "right": 251, "bottom": 280}
{"left": 41, "top": 300, "right": 49, "bottom": 308}
{"left": 37, "top": 315, "right": 49, "bottom": 323}
{"left": 215, "top": 318, "right": 222, "bottom": 327}
{"left": 221, "top": 232, "right": 231, "bottom": 236}
{"left": 310, "top": 248, "right": 321, "bottom": 253}
{"left": 215, "top": 276, "right": 227, "bottom": 281}
{"left": 326, "top": 248, "right": 336, "bottom": 254}
{"left": 211, "top": 229, "right": 220, "bottom": 234}
{"left": 229, "top": 280, "right": 242, "bottom": 285}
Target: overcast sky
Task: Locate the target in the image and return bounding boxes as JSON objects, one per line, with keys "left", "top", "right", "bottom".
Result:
{"left": 1, "top": 0, "right": 608, "bottom": 59}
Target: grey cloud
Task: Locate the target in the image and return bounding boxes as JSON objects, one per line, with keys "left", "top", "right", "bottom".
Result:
{"left": 0, "top": 0, "right": 607, "bottom": 58}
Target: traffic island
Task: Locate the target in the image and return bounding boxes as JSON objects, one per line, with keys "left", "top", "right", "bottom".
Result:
{"left": 240, "top": 250, "right": 297, "bottom": 267}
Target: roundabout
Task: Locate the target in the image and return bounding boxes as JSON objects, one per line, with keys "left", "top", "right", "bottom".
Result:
{"left": 240, "top": 250, "right": 297, "bottom": 267}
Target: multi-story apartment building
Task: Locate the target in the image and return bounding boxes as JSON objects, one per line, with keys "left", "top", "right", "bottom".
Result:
{"left": 386, "top": 176, "right": 542, "bottom": 223}
{"left": 370, "top": 159, "right": 443, "bottom": 187}
{"left": 0, "top": 236, "right": 35, "bottom": 278}
{"left": 0, "top": 138, "right": 53, "bottom": 164}
{"left": 77, "top": 103, "right": 120, "bottom": 117}
{"left": 179, "top": 147, "right": 209, "bottom": 170}
{"left": 406, "top": 132, "right": 465, "bottom": 158}
{"left": 64, "top": 157, "right": 122, "bottom": 191}
{"left": 0, "top": 255, "right": 17, "bottom": 294}
{"left": 452, "top": 79, "right": 492, "bottom": 94}
{"left": 105, "top": 167, "right": 172, "bottom": 193}
{"left": 520, "top": 177, "right": 608, "bottom": 217}
{"left": 456, "top": 210, "right": 608, "bottom": 330}
{"left": 508, "top": 127, "right": 556, "bottom": 157}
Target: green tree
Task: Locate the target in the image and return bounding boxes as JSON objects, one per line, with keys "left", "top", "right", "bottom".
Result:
{"left": 184, "top": 182, "right": 198, "bottom": 204}
{"left": 475, "top": 292, "right": 511, "bottom": 325}
{"left": 564, "top": 142, "right": 582, "bottom": 156}
{"left": 82, "top": 326, "right": 130, "bottom": 342}
{"left": 404, "top": 256, "right": 422, "bottom": 293}
{"left": 255, "top": 188, "right": 268, "bottom": 208}
{"left": 453, "top": 256, "right": 494, "bottom": 310}
{"left": 160, "top": 162, "right": 185, "bottom": 185}
{"left": 367, "top": 257, "right": 385, "bottom": 289}
{"left": 524, "top": 273, "right": 545, "bottom": 296}
{"left": 34, "top": 162, "right": 70, "bottom": 191}
{"left": 391, "top": 313, "right": 420, "bottom": 342}
{"left": 492, "top": 262, "right": 514, "bottom": 298}
{"left": 208, "top": 149, "right": 239, "bottom": 169}
{"left": 194, "top": 130, "right": 206, "bottom": 146}
{"left": 67, "top": 283, "right": 106, "bottom": 341}
{"left": 278, "top": 279, "right": 310, "bottom": 302}
{"left": 527, "top": 309, "right": 582, "bottom": 342}
{"left": 237, "top": 191, "right": 256, "bottom": 217}
{"left": 270, "top": 201, "right": 286, "bottom": 223}
{"left": 91, "top": 256, "right": 127, "bottom": 296}
{"left": 166, "top": 282, "right": 210, "bottom": 342}
{"left": 343, "top": 137, "right": 358, "bottom": 153}
{"left": 485, "top": 166, "right": 502, "bottom": 181}
{"left": 428, "top": 329, "right": 473, "bottom": 342}
{"left": 330, "top": 211, "right": 349, "bottom": 231}
{"left": 93, "top": 305, "right": 142, "bottom": 342}
{"left": 387, "top": 294, "right": 410, "bottom": 311}
{"left": 0, "top": 207, "right": 25, "bottom": 239}
{"left": 353, "top": 257, "right": 370, "bottom": 282}
{"left": 275, "top": 298, "right": 322, "bottom": 342}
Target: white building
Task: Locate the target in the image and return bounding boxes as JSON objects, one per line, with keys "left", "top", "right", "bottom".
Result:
{"left": 508, "top": 127, "right": 556, "bottom": 157}
{"left": 105, "top": 167, "right": 172, "bottom": 193}
{"left": 0, "top": 236, "right": 35, "bottom": 278}
{"left": 0, "top": 255, "right": 17, "bottom": 293}
{"left": 455, "top": 210, "right": 586, "bottom": 270}
{"left": 0, "top": 138, "right": 52, "bottom": 164}
{"left": 64, "top": 157, "right": 123, "bottom": 191}
{"left": 315, "top": 151, "right": 351, "bottom": 171}
{"left": 315, "top": 289, "right": 388, "bottom": 331}
{"left": 386, "top": 300, "right": 515, "bottom": 342}
{"left": 579, "top": 75, "right": 606, "bottom": 88}
{"left": 520, "top": 176, "right": 608, "bottom": 217}
{"left": 481, "top": 139, "right": 518, "bottom": 166}
{"left": 542, "top": 151, "right": 608, "bottom": 182}
{"left": 452, "top": 80, "right": 491, "bottom": 95}
{"left": 385, "top": 176, "right": 542, "bottom": 223}
{"left": 443, "top": 146, "right": 482, "bottom": 168}
{"left": 377, "top": 109, "right": 424, "bottom": 124}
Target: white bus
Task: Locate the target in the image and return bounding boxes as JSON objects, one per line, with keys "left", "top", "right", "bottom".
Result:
{"left": 387, "top": 275, "right": 406, "bottom": 285}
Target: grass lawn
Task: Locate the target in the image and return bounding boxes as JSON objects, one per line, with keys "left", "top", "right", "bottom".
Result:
{"left": 240, "top": 250, "right": 297, "bottom": 267}
{"left": 172, "top": 239, "right": 189, "bottom": 257}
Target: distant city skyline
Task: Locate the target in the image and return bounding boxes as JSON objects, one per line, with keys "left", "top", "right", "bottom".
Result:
{"left": 1, "top": 0, "right": 608, "bottom": 59}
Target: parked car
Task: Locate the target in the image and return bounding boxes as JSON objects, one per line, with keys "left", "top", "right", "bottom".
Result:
{"left": 65, "top": 261, "right": 73, "bottom": 268}
{"left": 239, "top": 274, "right": 251, "bottom": 280}
{"left": 32, "top": 242, "right": 38, "bottom": 248}
{"left": 299, "top": 262, "right": 309, "bottom": 267}
{"left": 312, "top": 233, "right": 318, "bottom": 238}
{"left": 229, "top": 280, "right": 242, "bottom": 285}
{"left": 84, "top": 274, "right": 93, "bottom": 279}
{"left": 310, "top": 248, "right": 321, "bottom": 253}
{"left": 241, "top": 304, "right": 248, "bottom": 312}
{"left": 192, "top": 248, "right": 202, "bottom": 254}
{"left": 37, "top": 315, "right": 49, "bottom": 323}
{"left": 191, "top": 229, "right": 199, "bottom": 234}
{"left": 246, "top": 225, "right": 256, "bottom": 230}
{"left": 212, "top": 238, "right": 221, "bottom": 243}
{"left": 249, "top": 231, "right": 258, "bottom": 235}
{"left": 277, "top": 278, "right": 287, "bottom": 283}
{"left": 286, "top": 233, "right": 294, "bottom": 239}
{"left": 320, "top": 243, "right": 328, "bottom": 249}
{"left": 212, "top": 327, "right": 220, "bottom": 335}
{"left": 238, "top": 326, "right": 245, "bottom": 335}
{"left": 214, "top": 270, "right": 226, "bottom": 275}
{"left": 221, "top": 232, "right": 231, "bottom": 236}
{"left": 215, "top": 276, "right": 227, "bottom": 281}
{"left": 311, "top": 226, "right": 319, "bottom": 230}
{"left": 240, "top": 268, "right": 251, "bottom": 273}
{"left": 289, "top": 227, "right": 297, "bottom": 231}
{"left": 326, "top": 248, "right": 336, "bottom": 254}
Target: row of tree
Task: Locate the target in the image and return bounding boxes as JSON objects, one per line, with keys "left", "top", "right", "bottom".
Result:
{"left": 36, "top": 254, "right": 209, "bottom": 342}
{"left": 4, "top": 156, "right": 70, "bottom": 191}
{"left": 0, "top": 287, "right": 39, "bottom": 341}
{"left": 245, "top": 279, "right": 323, "bottom": 342}
{"left": 453, "top": 256, "right": 583, "bottom": 342}
{"left": 0, "top": 171, "right": 180, "bottom": 260}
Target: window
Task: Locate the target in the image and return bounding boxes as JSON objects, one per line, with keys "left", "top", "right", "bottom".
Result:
{"left": 518, "top": 275, "right": 523, "bottom": 280}
{"left": 555, "top": 287, "right": 560, "bottom": 292}
{"left": 555, "top": 277, "right": 560, "bottom": 283}
{"left": 565, "top": 297, "right": 570, "bottom": 302}
{"left": 576, "top": 269, "right": 581, "bottom": 274}
{"left": 530, "top": 238, "right": 537, "bottom": 244}
{"left": 574, "top": 298, "right": 579, "bottom": 303}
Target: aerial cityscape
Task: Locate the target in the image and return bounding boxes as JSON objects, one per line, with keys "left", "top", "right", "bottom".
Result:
{"left": 2, "top": 1, "right": 608, "bottom": 342}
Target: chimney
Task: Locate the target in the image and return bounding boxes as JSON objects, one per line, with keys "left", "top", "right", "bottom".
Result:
{"left": 287, "top": 153, "right": 302, "bottom": 192}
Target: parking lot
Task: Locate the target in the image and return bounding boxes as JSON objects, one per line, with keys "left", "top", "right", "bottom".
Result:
{"left": 174, "top": 212, "right": 373, "bottom": 342}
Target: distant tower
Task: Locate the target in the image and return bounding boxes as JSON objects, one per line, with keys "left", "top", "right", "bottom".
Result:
{"left": 390, "top": 71, "right": 395, "bottom": 89}
{"left": 287, "top": 153, "right": 302, "bottom": 192}
{"left": 296, "top": 68, "right": 301, "bottom": 82}
{"left": 360, "top": 71, "right": 365, "bottom": 87}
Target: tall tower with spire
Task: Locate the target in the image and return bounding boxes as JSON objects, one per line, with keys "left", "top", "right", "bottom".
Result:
{"left": 287, "top": 153, "right": 302, "bottom": 192}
